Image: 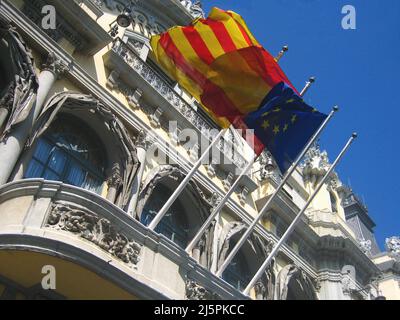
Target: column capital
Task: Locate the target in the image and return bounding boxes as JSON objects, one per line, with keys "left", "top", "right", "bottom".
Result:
{"left": 135, "top": 130, "right": 150, "bottom": 150}
{"left": 42, "top": 52, "right": 71, "bottom": 78}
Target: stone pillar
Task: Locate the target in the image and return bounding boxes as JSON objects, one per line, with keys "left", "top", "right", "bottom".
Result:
{"left": 0, "top": 52, "right": 69, "bottom": 184}
{"left": 127, "top": 130, "right": 148, "bottom": 217}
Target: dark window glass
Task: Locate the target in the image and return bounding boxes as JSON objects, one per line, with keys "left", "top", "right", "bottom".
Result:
{"left": 25, "top": 116, "right": 105, "bottom": 194}
{"left": 141, "top": 184, "right": 189, "bottom": 248}
{"left": 222, "top": 252, "right": 251, "bottom": 291}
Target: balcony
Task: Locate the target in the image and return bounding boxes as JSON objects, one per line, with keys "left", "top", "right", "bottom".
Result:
{"left": 0, "top": 179, "right": 248, "bottom": 300}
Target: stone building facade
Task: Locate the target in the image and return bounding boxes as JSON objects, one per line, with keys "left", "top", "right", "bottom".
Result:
{"left": 0, "top": 0, "right": 397, "bottom": 300}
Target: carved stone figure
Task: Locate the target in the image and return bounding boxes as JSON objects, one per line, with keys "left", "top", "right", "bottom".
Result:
{"left": 47, "top": 202, "right": 142, "bottom": 267}
{"left": 185, "top": 280, "right": 216, "bottom": 300}
{"left": 386, "top": 236, "right": 400, "bottom": 257}
{"left": 359, "top": 239, "right": 372, "bottom": 256}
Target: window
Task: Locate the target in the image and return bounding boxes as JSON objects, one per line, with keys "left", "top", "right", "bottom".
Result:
{"left": 222, "top": 251, "right": 251, "bottom": 291}
{"left": 141, "top": 184, "right": 189, "bottom": 248}
{"left": 25, "top": 115, "right": 106, "bottom": 193}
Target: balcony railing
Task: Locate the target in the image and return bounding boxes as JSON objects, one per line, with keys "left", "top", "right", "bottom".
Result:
{"left": 110, "top": 38, "right": 249, "bottom": 170}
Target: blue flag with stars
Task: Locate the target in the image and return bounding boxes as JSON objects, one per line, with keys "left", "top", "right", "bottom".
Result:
{"left": 242, "top": 82, "right": 327, "bottom": 173}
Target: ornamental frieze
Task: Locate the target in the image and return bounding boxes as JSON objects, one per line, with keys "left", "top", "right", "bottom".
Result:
{"left": 46, "top": 202, "right": 142, "bottom": 268}
{"left": 185, "top": 279, "right": 220, "bottom": 300}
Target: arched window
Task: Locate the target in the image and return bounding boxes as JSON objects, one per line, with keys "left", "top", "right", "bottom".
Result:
{"left": 141, "top": 184, "right": 189, "bottom": 248}
{"left": 25, "top": 115, "right": 106, "bottom": 193}
{"left": 222, "top": 251, "right": 251, "bottom": 291}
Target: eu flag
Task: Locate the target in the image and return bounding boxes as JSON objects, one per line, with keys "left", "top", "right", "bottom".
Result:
{"left": 242, "top": 82, "right": 327, "bottom": 173}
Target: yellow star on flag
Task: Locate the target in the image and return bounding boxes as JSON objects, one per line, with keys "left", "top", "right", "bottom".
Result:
{"left": 283, "top": 123, "right": 289, "bottom": 132}
{"left": 291, "top": 114, "right": 297, "bottom": 124}
{"left": 273, "top": 125, "right": 280, "bottom": 135}
{"left": 261, "top": 120, "right": 270, "bottom": 129}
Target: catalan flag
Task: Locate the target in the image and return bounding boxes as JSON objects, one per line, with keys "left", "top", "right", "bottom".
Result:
{"left": 151, "top": 7, "right": 327, "bottom": 173}
{"left": 150, "top": 7, "right": 296, "bottom": 127}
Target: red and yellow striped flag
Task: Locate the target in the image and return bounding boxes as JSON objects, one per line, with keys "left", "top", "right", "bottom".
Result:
{"left": 150, "top": 7, "right": 296, "bottom": 128}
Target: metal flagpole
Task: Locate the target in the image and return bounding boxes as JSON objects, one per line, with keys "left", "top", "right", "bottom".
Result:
{"left": 275, "top": 46, "right": 289, "bottom": 62}
{"left": 300, "top": 77, "right": 316, "bottom": 97}
{"left": 243, "top": 133, "right": 358, "bottom": 295}
{"left": 148, "top": 128, "right": 227, "bottom": 230}
{"left": 215, "top": 106, "right": 339, "bottom": 277}
{"left": 185, "top": 77, "right": 318, "bottom": 254}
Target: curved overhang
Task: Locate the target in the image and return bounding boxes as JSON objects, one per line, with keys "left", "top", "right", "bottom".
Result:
{"left": 0, "top": 179, "right": 248, "bottom": 300}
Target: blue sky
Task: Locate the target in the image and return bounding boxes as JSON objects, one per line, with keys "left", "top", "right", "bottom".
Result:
{"left": 202, "top": 0, "right": 400, "bottom": 250}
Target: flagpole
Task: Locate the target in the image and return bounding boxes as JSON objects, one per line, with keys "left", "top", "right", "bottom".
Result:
{"left": 215, "top": 106, "right": 339, "bottom": 277}
{"left": 275, "top": 45, "right": 289, "bottom": 62}
{"left": 243, "top": 133, "right": 358, "bottom": 295}
{"left": 186, "top": 76, "right": 320, "bottom": 254}
{"left": 148, "top": 128, "right": 227, "bottom": 230}
{"left": 186, "top": 156, "right": 256, "bottom": 253}
{"left": 300, "top": 77, "right": 316, "bottom": 97}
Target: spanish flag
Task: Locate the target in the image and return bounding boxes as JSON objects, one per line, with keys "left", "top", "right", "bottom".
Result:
{"left": 150, "top": 7, "right": 297, "bottom": 128}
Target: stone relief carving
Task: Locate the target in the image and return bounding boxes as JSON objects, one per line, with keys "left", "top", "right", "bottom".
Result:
{"left": 302, "top": 142, "right": 338, "bottom": 188}
{"left": 179, "top": 0, "right": 205, "bottom": 18}
{"left": 136, "top": 165, "right": 214, "bottom": 219}
{"left": 46, "top": 202, "right": 142, "bottom": 268}
{"left": 275, "top": 264, "right": 318, "bottom": 300}
{"left": 0, "top": 18, "right": 39, "bottom": 138}
{"left": 185, "top": 279, "right": 219, "bottom": 300}
{"left": 341, "top": 265, "right": 356, "bottom": 296}
{"left": 42, "top": 52, "right": 71, "bottom": 78}
{"left": 359, "top": 239, "right": 372, "bottom": 256}
{"left": 386, "top": 237, "right": 400, "bottom": 257}
{"left": 258, "top": 150, "right": 281, "bottom": 183}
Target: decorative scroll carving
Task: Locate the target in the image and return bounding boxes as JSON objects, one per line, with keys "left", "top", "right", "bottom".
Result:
{"left": 136, "top": 167, "right": 213, "bottom": 220}
{"left": 275, "top": 264, "right": 318, "bottom": 300}
{"left": 107, "top": 163, "right": 122, "bottom": 189}
{"left": 0, "top": 18, "right": 38, "bottom": 138}
{"left": 386, "top": 237, "right": 400, "bottom": 257}
{"left": 185, "top": 280, "right": 219, "bottom": 300}
{"left": 111, "top": 39, "right": 247, "bottom": 170}
{"left": 46, "top": 202, "right": 142, "bottom": 268}
{"left": 42, "top": 52, "right": 70, "bottom": 78}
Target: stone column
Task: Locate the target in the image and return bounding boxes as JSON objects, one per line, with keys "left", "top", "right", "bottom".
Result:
{"left": 126, "top": 130, "right": 148, "bottom": 217}
{"left": 0, "top": 52, "right": 69, "bottom": 184}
